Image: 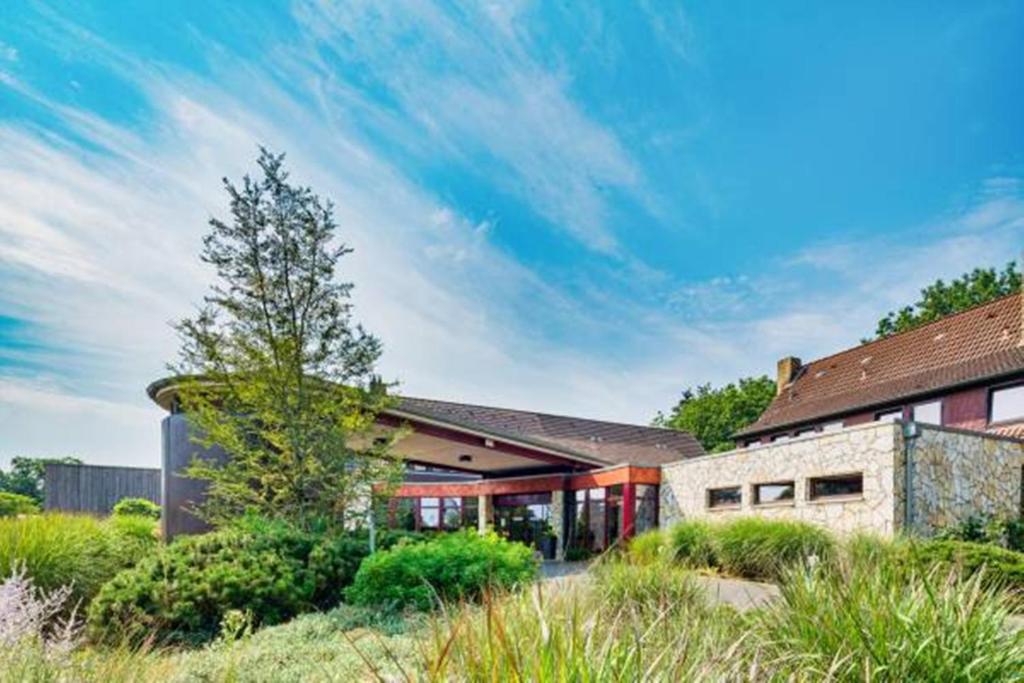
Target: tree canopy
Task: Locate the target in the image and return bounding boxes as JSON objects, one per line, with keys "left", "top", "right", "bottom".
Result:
{"left": 869, "top": 261, "right": 1020, "bottom": 341}
{"left": 172, "top": 149, "right": 403, "bottom": 529}
{"left": 654, "top": 376, "right": 776, "bottom": 453}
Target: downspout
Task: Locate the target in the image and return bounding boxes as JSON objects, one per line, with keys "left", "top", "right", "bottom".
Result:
{"left": 902, "top": 421, "right": 920, "bottom": 534}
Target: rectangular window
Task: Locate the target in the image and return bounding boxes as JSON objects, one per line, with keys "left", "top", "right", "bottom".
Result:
{"left": 442, "top": 497, "right": 462, "bottom": 530}
{"left": 821, "top": 421, "right": 843, "bottom": 432}
{"left": 912, "top": 400, "right": 942, "bottom": 425}
{"left": 771, "top": 433, "right": 791, "bottom": 443}
{"left": 463, "top": 496, "right": 479, "bottom": 529}
{"left": 795, "top": 428, "right": 817, "bottom": 439}
{"left": 875, "top": 409, "right": 903, "bottom": 422}
{"left": 707, "top": 486, "right": 742, "bottom": 509}
{"left": 991, "top": 384, "right": 1024, "bottom": 423}
{"left": 754, "top": 481, "right": 795, "bottom": 505}
{"left": 809, "top": 473, "right": 864, "bottom": 500}
{"left": 419, "top": 497, "right": 440, "bottom": 529}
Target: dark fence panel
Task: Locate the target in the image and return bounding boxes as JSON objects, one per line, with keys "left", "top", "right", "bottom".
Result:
{"left": 44, "top": 463, "right": 160, "bottom": 515}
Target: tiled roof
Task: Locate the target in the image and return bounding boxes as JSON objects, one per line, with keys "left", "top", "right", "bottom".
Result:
{"left": 737, "top": 293, "right": 1024, "bottom": 437}
{"left": 394, "top": 397, "right": 705, "bottom": 466}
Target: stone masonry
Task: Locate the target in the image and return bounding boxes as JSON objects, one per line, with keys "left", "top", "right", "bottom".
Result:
{"left": 660, "top": 422, "right": 1024, "bottom": 537}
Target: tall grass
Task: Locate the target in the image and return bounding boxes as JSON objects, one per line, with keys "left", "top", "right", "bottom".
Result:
{"left": 714, "top": 517, "right": 835, "bottom": 581}
{"left": 0, "top": 513, "right": 157, "bottom": 608}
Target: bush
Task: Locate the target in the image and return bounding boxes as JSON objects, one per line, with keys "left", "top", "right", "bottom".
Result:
{"left": 667, "top": 520, "right": 717, "bottom": 568}
{"left": 0, "top": 513, "right": 158, "bottom": 608}
{"left": 627, "top": 529, "right": 667, "bottom": 564}
{"left": 87, "top": 520, "right": 391, "bottom": 645}
{"left": 714, "top": 517, "right": 835, "bottom": 581}
{"left": 908, "top": 539, "right": 1024, "bottom": 591}
{"left": 345, "top": 531, "right": 537, "bottom": 611}
{"left": 563, "top": 545, "right": 595, "bottom": 562}
{"left": 111, "top": 497, "right": 160, "bottom": 520}
{"left": 0, "top": 492, "right": 40, "bottom": 517}
{"left": 938, "top": 514, "right": 1024, "bottom": 553}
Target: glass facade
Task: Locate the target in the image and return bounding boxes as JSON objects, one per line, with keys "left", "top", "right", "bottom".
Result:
{"left": 634, "top": 484, "right": 658, "bottom": 534}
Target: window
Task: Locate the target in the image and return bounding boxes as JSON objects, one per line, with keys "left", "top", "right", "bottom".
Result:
{"left": 875, "top": 409, "right": 903, "bottom": 422}
{"left": 991, "top": 384, "right": 1024, "bottom": 423}
{"left": 795, "top": 428, "right": 817, "bottom": 439}
{"left": 442, "top": 497, "right": 462, "bottom": 530}
{"left": 821, "top": 421, "right": 843, "bottom": 433}
{"left": 707, "top": 486, "right": 742, "bottom": 508}
{"left": 419, "top": 497, "right": 440, "bottom": 529}
{"left": 809, "top": 473, "right": 864, "bottom": 500}
{"left": 634, "top": 484, "right": 659, "bottom": 534}
{"left": 912, "top": 400, "right": 942, "bottom": 425}
{"left": 771, "top": 433, "right": 791, "bottom": 443}
{"left": 463, "top": 496, "right": 479, "bottom": 529}
{"left": 754, "top": 481, "right": 795, "bottom": 505}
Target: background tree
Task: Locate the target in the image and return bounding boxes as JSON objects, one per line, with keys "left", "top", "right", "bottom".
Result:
{"left": 173, "top": 149, "right": 403, "bottom": 529}
{"left": 870, "top": 261, "right": 1020, "bottom": 341}
{"left": 0, "top": 456, "right": 82, "bottom": 503}
{"left": 654, "top": 376, "right": 776, "bottom": 453}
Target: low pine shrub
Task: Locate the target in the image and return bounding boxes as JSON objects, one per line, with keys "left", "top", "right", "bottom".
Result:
{"left": 345, "top": 531, "right": 537, "bottom": 611}
{"left": 0, "top": 513, "right": 158, "bottom": 608}
{"left": 714, "top": 517, "right": 835, "bottom": 581}
{"left": 907, "top": 539, "right": 1024, "bottom": 591}
{"left": 111, "top": 497, "right": 160, "bottom": 520}
{"left": 0, "top": 492, "right": 40, "bottom": 517}
{"left": 667, "top": 520, "right": 717, "bottom": 568}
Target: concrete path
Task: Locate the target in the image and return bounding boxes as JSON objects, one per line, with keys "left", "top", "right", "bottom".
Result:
{"left": 691, "top": 574, "right": 780, "bottom": 611}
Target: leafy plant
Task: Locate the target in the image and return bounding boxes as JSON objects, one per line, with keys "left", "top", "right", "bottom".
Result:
{"left": 0, "top": 492, "right": 40, "bottom": 517}
{"left": 0, "top": 457, "right": 82, "bottom": 504}
{"left": 907, "top": 539, "right": 1024, "bottom": 592}
{"left": 111, "top": 498, "right": 160, "bottom": 520}
{"left": 346, "top": 531, "right": 537, "bottom": 611}
{"left": 937, "top": 513, "right": 1024, "bottom": 553}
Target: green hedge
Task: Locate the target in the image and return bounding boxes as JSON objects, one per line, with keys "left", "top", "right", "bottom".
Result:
{"left": 0, "top": 512, "right": 158, "bottom": 607}
{"left": 668, "top": 520, "right": 718, "bottom": 568}
{"left": 345, "top": 531, "right": 538, "bottom": 611}
{"left": 907, "top": 539, "right": 1024, "bottom": 590}
{"left": 0, "top": 492, "right": 40, "bottom": 517}
{"left": 112, "top": 497, "right": 161, "bottom": 520}
{"left": 86, "top": 522, "right": 426, "bottom": 646}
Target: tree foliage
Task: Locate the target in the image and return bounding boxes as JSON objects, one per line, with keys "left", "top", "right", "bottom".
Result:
{"left": 172, "top": 149, "right": 403, "bottom": 529}
{"left": 654, "top": 376, "right": 776, "bottom": 453}
{"left": 870, "top": 261, "right": 1020, "bottom": 341}
{"left": 0, "top": 457, "right": 82, "bottom": 504}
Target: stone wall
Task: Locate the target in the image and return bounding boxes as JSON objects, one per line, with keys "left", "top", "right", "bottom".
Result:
{"left": 902, "top": 424, "right": 1024, "bottom": 535}
{"left": 660, "top": 423, "right": 902, "bottom": 535}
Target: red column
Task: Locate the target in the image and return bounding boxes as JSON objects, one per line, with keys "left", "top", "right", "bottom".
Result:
{"left": 622, "top": 483, "right": 636, "bottom": 539}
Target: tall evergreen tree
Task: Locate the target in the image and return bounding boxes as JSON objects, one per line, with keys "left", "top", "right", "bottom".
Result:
{"left": 172, "top": 149, "right": 402, "bottom": 528}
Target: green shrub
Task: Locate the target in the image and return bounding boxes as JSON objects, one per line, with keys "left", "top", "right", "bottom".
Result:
{"left": 667, "top": 520, "right": 717, "bottom": 568}
{"left": 111, "top": 497, "right": 160, "bottom": 520}
{"left": 908, "top": 539, "right": 1024, "bottom": 591}
{"left": 86, "top": 520, "right": 391, "bottom": 645}
{"left": 563, "top": 545, "right": 595, "bottom": 562}
{"left": 0, "top": 491, "right": 40, "bottom": 517}
{"left": 714, "top": 517, "right": 835, "bottom": 581}
{"left": 345, "top": 531, "right": 537, "bottom": 611}
{"left": 0, "top": 513, "right": 158, "bottom": 608}
{"left": 627, "top": 529, "right": 667, "bottom": 564}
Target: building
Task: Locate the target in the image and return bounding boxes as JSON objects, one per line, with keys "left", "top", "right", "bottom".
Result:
{"left": 661, "top": 292, "right": 1024, "bottom": 536}
{"left": 149, "top": 382, "right": 703, "bottom": 556}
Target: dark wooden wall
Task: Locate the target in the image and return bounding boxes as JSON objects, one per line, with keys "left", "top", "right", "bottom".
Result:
{"left": 44, "top": 463, "right": 160, "bottom": 515}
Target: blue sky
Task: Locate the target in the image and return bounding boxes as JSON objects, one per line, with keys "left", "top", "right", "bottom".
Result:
{"left": 0, "top": 1, "right": 1021, "bottom": 468}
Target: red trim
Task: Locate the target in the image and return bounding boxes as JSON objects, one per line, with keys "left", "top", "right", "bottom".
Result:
{"left": 622, "top": 483, "right": 636, "bottom": 539}
{"left": 389, "top": 465, "right": 661, "bottom": 498}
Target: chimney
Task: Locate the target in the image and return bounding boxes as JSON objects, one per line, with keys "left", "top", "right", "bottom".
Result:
{"left": 776, "top": 356, "right": 802, "bottom": 395}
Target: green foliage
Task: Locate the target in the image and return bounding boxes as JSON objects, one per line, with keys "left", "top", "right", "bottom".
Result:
{"left": 86, "top": 520, "right": 394, "bottom": 646}
{"left": 171, "top": 149, "right": 403, "bottom": 529}
{"left": 111, "top": 497, "right": 160, "bottom": 520}
{"left": 0, "top": 513, "right": 158, "bottom": 608}
{"left": 593, "top": 560, "right": 705, "bottom": 614}
{"left": 0, "top": 456, "right": 82, "bottom": 503}
{"left": 871, "top": 261, "right": 1020, "bottom": 340}
{"left": 0, "top": 491, "right": 40, "bottom": 517}
{"left": 907, "top": 539, "right": 1024, "bottom": 592}
{"left": 562, "top": 545, "right": 594, "bottom": 562}
{"left": 626, "top": 529, "right": 667, "bottom": 564}
{"left": 655, "top": 376, "right": 776, "bottom": 452}
{"left": 345, "top": 531, "right": 538, "bottom": 611}
{"left": 937, "top": 513, "right": 1024, "bottom": 553}
{"left": 667, "top": 519, "right": 717, "bottom": 568}
{"left": 714, "top": 517, "right": 835, "bottom": 581}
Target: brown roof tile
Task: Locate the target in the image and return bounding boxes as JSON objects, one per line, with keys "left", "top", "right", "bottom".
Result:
{"left": 737, "top": 293, "right": 1024, "bottom": 437}
{"left": 395, "top": 397, "right": 705, "bottom": 466}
